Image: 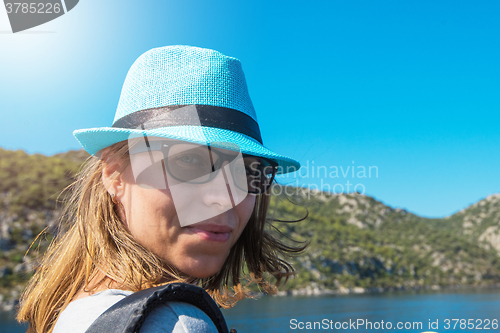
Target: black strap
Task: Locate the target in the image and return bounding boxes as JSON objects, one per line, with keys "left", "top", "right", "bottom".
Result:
{"left": 85, "top": 283, "right": 230, "bottom": 333}
{"left": 112, "top": 104, "right": 263, "bottom": 144}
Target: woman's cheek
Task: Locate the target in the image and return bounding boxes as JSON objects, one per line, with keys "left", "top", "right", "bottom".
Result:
{"left": 237, "top": 194, "right": 256, "bottom": 230}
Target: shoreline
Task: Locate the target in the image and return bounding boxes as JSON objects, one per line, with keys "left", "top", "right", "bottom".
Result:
{"left": 272, "top": 282, "right": 500, "bottom": 297}
{"left": 2, "top": 283, "right": 500, "bottom": 313}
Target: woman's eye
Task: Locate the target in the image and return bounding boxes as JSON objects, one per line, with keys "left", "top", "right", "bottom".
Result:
{"left": 245, "top": 165, "right": 261, "bottom": 177}
{"left": 176, "top": 154, "right": 205, "bottom": 167}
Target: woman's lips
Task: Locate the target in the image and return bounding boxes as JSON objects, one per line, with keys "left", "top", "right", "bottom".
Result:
{"left": 186, "top": 223, "right": 232, "bottom": 242}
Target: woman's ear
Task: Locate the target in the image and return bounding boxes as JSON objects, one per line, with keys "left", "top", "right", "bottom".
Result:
{"left": 101, "top": 148, "right": 125, "bottom": 199}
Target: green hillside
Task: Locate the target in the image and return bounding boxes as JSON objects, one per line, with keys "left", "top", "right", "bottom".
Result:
{"left": 270, "top": 190, "right": 500, "bottom": 295}
{"left": 0, "top": 148, "right": 88, "bottom": 311}
{"left": 0, "top": 147, "right": 499, "bottom": 310}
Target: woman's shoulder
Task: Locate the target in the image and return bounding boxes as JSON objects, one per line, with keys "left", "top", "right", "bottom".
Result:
{"left": 52, "top": 289, "right": 133, "bottom": 333}
{"left": 52, "top": 289, "right": 218, "bottom": 333}
{"left": 140, "top": 301, "right": 218, "bottom": 333}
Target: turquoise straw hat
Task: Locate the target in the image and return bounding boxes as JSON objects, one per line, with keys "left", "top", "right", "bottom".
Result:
{"left": 74, "top": 45, "right": 300, "bottom": 174}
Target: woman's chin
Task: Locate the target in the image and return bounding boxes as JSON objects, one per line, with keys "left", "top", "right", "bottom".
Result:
{"left": 183, "top": 267, "right": 220, "bottom": 279}
{"left": 176, "top": 256, "right": 226, "bottom": 279}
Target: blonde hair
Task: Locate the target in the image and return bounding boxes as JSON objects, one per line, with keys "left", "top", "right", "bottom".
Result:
{"left": 17, "top": 141, "right": 306, "bottom": 333}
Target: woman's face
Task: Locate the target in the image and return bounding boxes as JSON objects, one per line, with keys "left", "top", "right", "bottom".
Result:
{"left": 108, "top": 155, "right": 256, "bottom": 279}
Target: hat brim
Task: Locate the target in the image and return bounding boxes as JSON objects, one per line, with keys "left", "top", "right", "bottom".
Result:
{"left": 74, "top": 126, "right": 300, "bottom": 174}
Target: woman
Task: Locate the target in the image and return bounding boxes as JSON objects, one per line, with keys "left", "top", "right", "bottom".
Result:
{"left": 17, "top": 45, "right": 304, "bottom": 333}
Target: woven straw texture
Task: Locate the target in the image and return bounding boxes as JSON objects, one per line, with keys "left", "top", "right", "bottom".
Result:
{"left": 115, "top": 45, "right": 257, "bottom": 123}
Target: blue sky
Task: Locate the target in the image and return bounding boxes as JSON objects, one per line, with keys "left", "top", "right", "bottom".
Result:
{"left": 1, "top": 0, "right": 499, "bottom": 218}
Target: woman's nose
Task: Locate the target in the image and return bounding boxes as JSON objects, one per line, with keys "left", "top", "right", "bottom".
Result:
{"left": 202, "top": 161, "right": 237, "bottom": 210}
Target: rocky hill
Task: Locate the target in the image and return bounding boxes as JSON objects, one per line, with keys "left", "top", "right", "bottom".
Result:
{"left": 0, "top": 148, "right": 88, "bottom": 311}
{"left": 442, "top": 194, "right": 500, "bottom": 251}
{"left": 270, "top": 189, "right": 500, "bottom": 295}
{"left": 0, "top": 147, "right": 499, "bottom": 310}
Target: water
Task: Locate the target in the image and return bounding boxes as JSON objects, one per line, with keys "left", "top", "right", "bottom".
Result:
{"left": 2, "top": 289, "right": 500, "bottom": 332}
{"left": 0, "top": 312, "right": 27, "bottom": 333}
{"left": 222, "top": 289, "right": 500, "bottom": 332}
